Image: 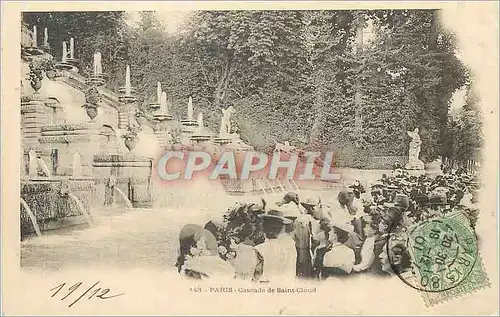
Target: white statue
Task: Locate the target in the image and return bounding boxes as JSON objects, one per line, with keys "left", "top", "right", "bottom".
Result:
{"left": 72, "top": 152, "right": 82, "bottom": 177}
{"left": 405, "top": 128, "right": 425, "bottom": 170}
{"left": 219, "top": 106, "right": 235, "bottom": 137}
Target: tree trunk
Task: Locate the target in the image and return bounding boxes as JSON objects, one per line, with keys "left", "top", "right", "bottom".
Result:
{"left": 353, "top": 13, "right": 364, "bottom": 147}
{"left": 429, "top": 10, "right": 439, "bottom": 51}
{"left": 309, "top": 69, "right": 327, "bottom": 149}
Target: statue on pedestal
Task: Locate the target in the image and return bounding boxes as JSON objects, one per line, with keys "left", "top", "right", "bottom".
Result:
{"left": 219, "top": 106, "right": 235, "bottom": 137}
{"left": 405, "top": 128, "right": 425, "bottom": 170}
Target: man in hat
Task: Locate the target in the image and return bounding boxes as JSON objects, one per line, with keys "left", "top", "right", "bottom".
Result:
{"left": 427, "top": 192, "right": 449, "bottom": 218}
{"left": 313, "top": 220, "right": 356, "bottom": 279}
{"left": 334, "top": 188, "right": 365, "bottom": 237}
{"left": 349, "top": 180, "right": 366, "bottom": 199}
{"left": 393, "top": 194, "right": 414, "bottom": 227}
{"left": 256, "top": 205, "right": 297, "bottom": 282}
{"left": 279, "top": 194, "right": 320, "bottom": 278}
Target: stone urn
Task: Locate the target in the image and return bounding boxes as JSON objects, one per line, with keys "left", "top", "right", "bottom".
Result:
{"left": 46, "top": 70, "right": 57, "bottom": 80}
{"left": 124, "top": 138, "right": 137, "bottom": 151}
{"left": 30, "top": 80, "right": 42, "bottom": 92}
{"left": 84, "top": 105, "right": 99, "bottom": 120}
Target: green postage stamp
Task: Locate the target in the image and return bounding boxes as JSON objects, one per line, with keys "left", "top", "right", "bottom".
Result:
{"left": 388, "top": 211, "right": 491, "bottom": 306}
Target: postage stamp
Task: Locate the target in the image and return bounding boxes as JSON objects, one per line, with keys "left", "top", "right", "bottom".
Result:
{"left": 1, "top": 1, "right": 498, "bottom": 316}
{"left": 388, "top": 211, "right": 491, "bottom": 306}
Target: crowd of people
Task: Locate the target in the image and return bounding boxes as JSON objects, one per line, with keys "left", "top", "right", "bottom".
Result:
{"left": 175, "top": 166, "right": 481, "bottom": 282}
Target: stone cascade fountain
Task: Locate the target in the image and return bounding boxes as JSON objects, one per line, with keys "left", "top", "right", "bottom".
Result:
{"left": 20, "top": 32, "right": 142, "bottom": 239}
{"left": 117, "top": 65, "right": 138, "bottom": 129}
{"left": 148, "top": 82, "right": 174, "bottom": 148}
{"left": 20, "top": 30, "right": 101, "bottom": 238}
{"left": 18, "top": 26, "right": 300, "bottom": 237}
{"left": 179, "top": 96, "right": 200, "bottom": 146}
{"left": 190, "top": 112, "right": 212, "bottom": 144}
{"left": 92, "top": 65, "right": 153, "bottom": 208}
{"left": 85, "top": 51, "right": 106, "bottom": 87}
{"left": 22, "top": 25, "right": 46, "bottom": 56}
{"left": 55, "top": 38, "right": 79, "bottom": 72}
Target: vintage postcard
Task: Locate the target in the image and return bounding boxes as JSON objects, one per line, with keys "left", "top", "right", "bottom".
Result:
{"left": 1, "top": 1, "right": 498, "bottom": 315}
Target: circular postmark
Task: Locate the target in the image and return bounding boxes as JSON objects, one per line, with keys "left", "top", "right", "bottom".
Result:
{"left": 387, "top": 217, "right": 478, "bottom": 292}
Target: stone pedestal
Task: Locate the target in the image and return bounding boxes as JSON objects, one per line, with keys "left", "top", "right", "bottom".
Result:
{"left": 405, "top": 159, "right": 425, "bottom": 170}
{"left": 21, "top": 99, "right": 53, "bottom": 147}
{"left": 214, "top": 137, "right": 232, "bottom": 146}
{"left": 93, "top": 154, "right": 153, "bottom": 208}
{"left": 152, "top": 114, "right": 173, "bottom": 148}
{"left": 117, "top": 104, "right": 135, "bottom": 129}
{"left": 180, "top": 119, "right": 198, "bottom": 128}
{"left": 38, "top": 123, "right": 107, "bottom": 176}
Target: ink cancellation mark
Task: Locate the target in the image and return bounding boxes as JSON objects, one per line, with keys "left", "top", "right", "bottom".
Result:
{"left": 388, "top": 217, "right": 478, "bottom": 293}
{"left": 50, "top": 281, "right": 124, "bottom": 307}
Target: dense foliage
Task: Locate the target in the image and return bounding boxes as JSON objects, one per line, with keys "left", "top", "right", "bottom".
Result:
{"left": 22, "top": 10, "right": 481, "bottom": 166}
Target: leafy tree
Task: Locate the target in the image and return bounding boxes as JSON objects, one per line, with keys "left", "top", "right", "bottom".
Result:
{"left": 362, "top": 10, "right": 468, "bottom": 161}
{"left": 448, "top": 86, "right": 483, "bottom": 164}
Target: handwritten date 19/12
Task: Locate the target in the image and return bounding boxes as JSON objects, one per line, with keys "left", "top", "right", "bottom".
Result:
{"left": 50, "top": 281, "right": 124, "bottom": 307}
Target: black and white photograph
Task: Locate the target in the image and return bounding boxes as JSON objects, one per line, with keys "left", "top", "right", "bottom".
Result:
{"left": 2, "top": 2, "right": 498, "bottom": 315}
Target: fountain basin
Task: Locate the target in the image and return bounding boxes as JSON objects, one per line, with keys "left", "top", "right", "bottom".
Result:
{"left": 154, "top": 114, "right": 173, "bottom": 121}
{"left": 23, "top": 46, "right": 45, "bottom": 56}
{"left": 92, "top": 155, "right": 153, "bottom": 208}
{"left": 118, "top": 86, "right": 137, "bottom": 95}
{"left": 180, "top": 119, "right": 198, "bottom": 127}
{"left": 55, "top": 61, "right": 77, "bottom": 72}
{"left": 118, "top": 95, "right": 137, "bottom": 103}
{"left": 85, "top": 74, "right": 106, "bottom": 87}
{"left": 214, "top": 137, "right": 232, "bottom": 145}
{"left": 190, "top": 134, "right": 212, "bottom": 142}
{"left": 20, "top": 178, "right": 94, "bottom": 238}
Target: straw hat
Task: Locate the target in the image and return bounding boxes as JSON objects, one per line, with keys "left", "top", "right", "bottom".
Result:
{"left": 258, "top": 204, "right": 293, "bottom": 225}
{"left": 300, "top": 195, "right": 321, "bottom": 207}
{"left": 276, "top": 200, "right": 303, "bottom": 220}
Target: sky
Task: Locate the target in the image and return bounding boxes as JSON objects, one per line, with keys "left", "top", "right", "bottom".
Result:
{"left": 125, "top": 11, "right": 191, "bottom": 34}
